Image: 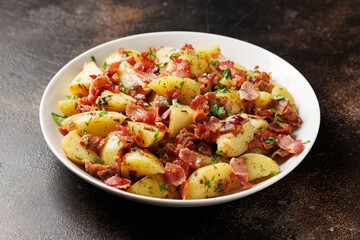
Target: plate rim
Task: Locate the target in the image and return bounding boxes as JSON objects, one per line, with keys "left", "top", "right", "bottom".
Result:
{"left": 39, "top": 31, "right": 321, "bottom": 207}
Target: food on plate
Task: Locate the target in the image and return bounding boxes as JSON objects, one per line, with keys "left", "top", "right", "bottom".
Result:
{"left": 52, "top": 44, "right": 307, "bottom": 199}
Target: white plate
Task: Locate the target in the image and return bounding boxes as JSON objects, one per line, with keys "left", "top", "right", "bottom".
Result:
{"left": 40, "top": 31, "right": 320, "bottom": 207}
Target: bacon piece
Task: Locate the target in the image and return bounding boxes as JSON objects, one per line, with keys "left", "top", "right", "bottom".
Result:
{"left": 193, "top": 110, "right": 209, "bottom": 124}
{"left": 274, "top": 100, "right": 289, "bottom": 114}
{"left": 248, "top": 139, "right": 263, "bottom": 150}
{"left": 84, "top": 159, "right": 108, "bottom": 177}
{"left": 204, "top": 116, "right": 222, "bottom": 132}
{"left": 198, "top": 72, "right": 217, "bottom": 94}
{"left": 229, "top": 115, "right": 249, "bottom": 125}
{"left": 281, "top": 108, "right": 303, "bottom": 127}
{"left": 190, "top": 95, "right": 209, "bottom": 112}
{"left": 117, "top": 142, "right": 134, "bottom": 159}
{"left": 243, "top": 99, "right": 255, "bottom": 114}
{"left": 253, "top": 72, "right": 271, "bottom": 84}
{"left": 218, "top": 60, "right": 234, "bottom": 71}
{"left": 104, "top": 174, "right": 131, "bottom": 190}
{"left": 165, "top": 163, "right": 186, "bottom": 186}
{"left": 230, "top": 157, "right": 252, "bottom": 188}
{"left": 165, "top": 86, "right": 182, "bottom": 100}
{"left": 87, "top": 75, "right": 110, "bottom": 105}
{"left": 197, "top": 141, "right": 212, "bottom": 156}
{"left": 254, "top": 108, "right": 273, "bottom": 117}
{"left": 269, "top": 121, "right": 293, "bottom": 134}
{"left": 97, "top": 164, "right": 119, "bottom": 181}
{"left": 239, "top": 81, "right": 259, "bottom": 101}
{"left": 172, "top": 159, "right": 190, "bottom": 176}
{"left": 76, "top": 104, "right": 95, "bottom": 113}
{"left": 181, "top": 43, "right": 194, "bottom": 50}
{"left": 278, "top": 135, "right": 304, "bottom": 155}
{"left": 163, "top": 57, "right": 192, "bottom": 78}
{"left": 261, "top": 131, "right": 279, "bottom": 150}
{"left": 116, "top": 125, "right": 134, "bottom": 142}
{"left": 179, "top": 148, "right": 201, "bottom": 168}
{"left": 134, "top": 58, "right": 156, "bottom": 72}
{"left": 254, "top": 80, "right": 272, "bottom": 92}
{"left": 126, "top": 85, "right": 147, "bottom": 100}
{"left": 126, "top": 102, "right": 156, "bottom": 124}
{"left": 80, "top": 134, "right": 106, "bottom": 150}
{"left": 230, "top": 72, "right": 246, "bottom": 90}
{"left": 58, "top": 126, "right": 68, "bottom": 136}
{"left": 179, "top": 181, "right": 189, "bottom": 200}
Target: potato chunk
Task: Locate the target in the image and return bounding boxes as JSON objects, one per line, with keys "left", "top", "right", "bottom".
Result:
{"left": 168, "top": 104, "right": 195, "bottom": 138}
{"left": 128, "top": 174, "right": 180, "bottom": 199}
{"left": 148, "top": 76, "right": 200, "bottom": 105}
{"left": 61, "top": 111, "right": 125, "bottom": 137}
{"left": 127, "top": 121, "right": 166, "bottom": 148}
{"left": 254, "top": 91, "right": 272, "bottom": 108}
{"left": 215, "top": 89, "right": 245, "bottom": 115}
{"left": 179, "top": 48, "right": 208, "bottom": 76}
{"left": 68, "top": 61, "right": 103, "bottom": 97}
{"left": 99, "top": 132, "right": 125, "bottom": 165}
{"left": 99, "top": 90, "right": 136, "bottom": 113}
{"left": 121, "top": 148, "right": 165, "bottom": 179}
{"left": 271, "top": 83, "right": 296, "bottom": 107}
{"left": 58, "top": 99, "right": 78, "bottom": 117}
{"left": 186, "top": 163, "right": 240, "bottom": 199}
{"left": 195, "top": 45, "right": 221, "bottom": 60}
{"left": 242, "top": 153, "right": 280, "bottom": 181}
{"left": 156, "top": 47, "right": 175, "bottom": 64}
{"left": 104, "top": 49, "right": 142, "bottom": 65}
{"left": 61, "top": 130, "right": 99, "bottom": 165}
{"left": 118, "top": 61, "right": 151, "bottom": 94}
{"left": 216, "top": 116, "right": 254, "bottom": 157}
{"left": 248, "top": 116, "right": 269, "bottom": 134}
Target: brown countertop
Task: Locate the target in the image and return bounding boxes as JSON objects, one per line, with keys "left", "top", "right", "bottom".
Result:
{"left": 0, "top": 0, "right": 359, "bottom": 239}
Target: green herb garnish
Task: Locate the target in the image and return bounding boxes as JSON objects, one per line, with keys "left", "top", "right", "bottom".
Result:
{"left": 93, "top": 157, "right": 102, "bottom": 164}
{"left": 102, "top": 61, "right": 108, "bottom": 68}
{"left": 159, "top": 182, "right": 168, "bottom": 192}
{"left": 169, "top": 49, "right": 184, "bottom": 59}
{"left": 51, "top": 112, "right": 67, "bottom": 125}
{"left": 211, "top": 156, "right": 217, "bottom": 164}
{"left": 147, "top": 49, "right": 157, "bottom": 58}
{"left": 212, "top": 104, "right": 226, "bottom": 117}
{"left": 66, "top": 95, "right": 75, "bottom": 99}
{"left": 302, "top": 140, "right": 311, "bottom": 144}
{"left": 143, "top": 103, "right": 152, "bottom": 109}
{"left": 270, "top": 171, "right": 278, "bottom": 176}
{"left": 161, "top": 97, "right": 170, "bottom": 107}
{"left": 222, "top": 68, "right": 231, "bottom": 81}
{"left": 216, "top": 150, "right": 225, "bottom": 156}
{"left": 271, "top": 108, "right": 279, "bottom": 122}
{"left": 90, "top": 55, "right": 96, "bottom": 63}
{"left": 85, "top": 117, "right": 92, "bottom": 126}
{"left": 210, "top": 60, "right": 219, "bottom": 66}
{"left": 153, "top": 129, "right": 161, "bottom": 145}
{"left": 264, "top": 136, "right": 276, "bottom": 145}
{"left": 275, "top": 95, "right": 286, "bottom": 101}
{"left": 98, "top": 111, "right": 108, "bottom": 117}
{"left": 179, "top": 81, "right": 185, "bottom": 90}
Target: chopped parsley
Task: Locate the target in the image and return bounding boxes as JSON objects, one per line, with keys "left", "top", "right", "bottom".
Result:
{"left": 143, "top": 103, "right": 152, "bottom": 109}
{"left": 271, "top": 108, "right": 279, "bottom": 122}
{"left": 205, "top": 180, "right": 211, "bottom": 188}
{"left": 119, "top": 83, "right": 130, "bottom": 93}
{"left": 215, "top": 87, "right": 229, "bottom": 93}
{"left": 210, "top": 60, "right": 219, "bottom": 66}
{"left": 153, "top": 129, "right": 161, "bottom": 145}
{"left": 169, "top": 49, "right": 184, "bottom": 59}
{"left": 216, "top": 150, "right": 225, "bottom": 156}
{"left": 212, "top": 104, "right": 226, "bottom": 117}
{"left": 66, "top": 95, "right": 76, "bottom": 99}
{"left": 83, "top": 129, "right": 87, "bottom": 135}
{"left": 275, "top": 95, "right": 286, "bottom": 101}
{"left": 302, "top": 140, "right": 311, "bottom": 144}
{"left": 98, "top": 111, "right": 108, "bottom": 117}
{"left": 161, "top": 96, "right": 170, "bottom": 107}
{"left": 270, "top": 171, "right": 278, "bottom": 176}
{"left": 75, "top": 77, "right": 81, "bottom": 82}
{"left": 90, "top": 55, "right": 96, "bottom": 63}
{"left": 230, "top": 86, "right": 236, "bottom": 90}
{"left": 264, "top": 136, "right": 276, "bottom": 145}
{"left": 211, "top": 156, "right": 217, "bottom": 164}
{"left": 222, "top": 68, "right": 231, "bottom": 81}
{"left": 199, "top": 179, "right": 204, "bottom": 184}
{"left": 147, "top": 49, "right": 157, "bottom": 58}
{"left": 179, "top": 81, "right": 185, "bottom": 90}
{"left": 163, "top": 153, "right": 169, "bottom": 161}
{"left": 172, "top": 98, "right": 180, "bottom": 107}
{"left": 93, "top": 157, "right": 102, "bottom": 164}
{"left": 102, "top": 61, "right": 107, "bottom": 68}
{"left": 130, "top": 148, "right": 136, "bottom": 152}
{"left": 85, "top": 117, "right": 92, "bottom": 126}
{"left": 51, "top": 112, "right": 67, "bottom": 125}
{"left": 159, "top": 182, "right": 168, "bottom": 192}
{"left": 189, "top": 59, "right": 193, "bottom": 65}
{"left": 157, "top": 63, "right": 166, "bottom": 70}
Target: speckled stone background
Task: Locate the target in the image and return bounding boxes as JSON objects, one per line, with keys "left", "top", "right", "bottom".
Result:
{"left": 0, "top": 0, "right": 359, "bottom": 239}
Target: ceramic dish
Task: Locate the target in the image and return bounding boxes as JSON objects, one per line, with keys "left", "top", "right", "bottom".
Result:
{"left": 39, "top": 31, "right": 320, "bottom": 207}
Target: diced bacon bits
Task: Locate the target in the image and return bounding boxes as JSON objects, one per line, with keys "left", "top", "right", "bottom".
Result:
{"left": 54, "top": 44, "right": 305, "bottom": 200}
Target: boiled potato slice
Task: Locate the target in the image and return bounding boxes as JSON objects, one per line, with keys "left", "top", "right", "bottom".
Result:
{"left": 198, "top": 154, "right": 229, "bottom": 167}
{"left": 127, "top": 121, "right": 165, "bottom": 148}
{"left": 186, "top": 163, "right": 240, "bottom": 199}
{"left": 58, "top": 99, "right": 78, "bottom": 116}
{"left": 248, "top": 116, "right": 269, "bottom": 134}
{"left": 61, "top": 111, "right": 125, "bottom": 137}
{"left": 148, "top": 76, "right": 200, "bottom": 105}
{"left": 121, "top": 148, "right": 165, "bottom": 179}
{"left": 99, "top": 132, "right": 125, "bottom": 165}
{"left": 99, "top": 90, "right": 136, "bottom": 112}
{"left": 118, "top": 61, "right": 151, "bottom": 94}
{"left": 271, "top": 83, "right": 296, "bottom": 107}
{"left": 216, "top": 115, "right": 254, "bottom": 157}
{"left": 104, "top": 49, "right": 142, "bottom": 65}
{"left": 195, "top": 45, "right": 221, "bottom": 60}
{"left": 156, "top": 47, "right": 175, "bottom": 63}
{"left": 128, "top": 174, "right": 180, "bottom": 199}
{"left": 168, "top": 104, "right": 195, "bottom": 138}
{"left": 254, "top": 91, "right": 272, "bottom": 108}
{"left": 216, "top": 89, "right": 245, "bottom": 115}
{"left": 68, "top": 61, "right": 103, "bottom": 97}
{"left": 179, "top": 48, "right": 208, "bottom": 76}
{"left": 61, "top": 130, "right": 99, "bottom": 165}
{"left": 242, "top": 153, "right": 280, "bottom": 181}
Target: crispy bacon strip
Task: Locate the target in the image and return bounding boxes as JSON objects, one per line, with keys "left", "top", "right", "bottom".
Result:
{"left": 165, "top": 163, "right": 186, "bottom": 186}
{"left": 104, "top": 174, "right": 131, "bottom": 190}
{"left": 230, "top": 157, "right": 252, "bottom": 188}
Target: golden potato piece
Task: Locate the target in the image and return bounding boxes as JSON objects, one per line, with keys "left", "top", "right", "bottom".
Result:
{"left": 168, "top": 104, "right": 195, "bottom": 138}
{"left": 121, "top": 148, "right": 165, "bottom": 179}
{"left": 128, "top": 174, "right": 180, "bottom": 199}
{"left": 271, "top": 83, "right": 296, "bottom": 107}
{"left": 68, "top": 61, "right": 103, "bottom": 97}
{"left": 61, "top": 130, "right": 99, "bottom": 165}
{"left": 99, "top": 90, "right": 136, "bottom": 113}
{"left": 127, "top": 121, "right": 166, "bottom": 148}
{"left": 179, "top": 48, "right": 208, "bottom": 77}
{"left": 61, "top": 111, "right": 125, "bottom": 137}
{"left": 118, "top": 61, "right": 151, "bottom": 94}
{"left": 148, "top": 76, "right": 200, "bottom": 105}
{"left": 216, "top": 89, "right": 245, "bottom": 115}
{"left": 242, "top": 153, "right": 280, "bottom": 181}
{"left": 58, "top": 99, "right": 78, "bottom": 117}
{"left": 99, "top": 132, "right": 125, "bottom": 165}
{"left": 254, "top": 91, "right": 272, "bottom": 108}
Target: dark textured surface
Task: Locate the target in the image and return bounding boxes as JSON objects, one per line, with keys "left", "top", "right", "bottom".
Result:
{"left": 1, "top": 0, "right": 359, "bottom": 239}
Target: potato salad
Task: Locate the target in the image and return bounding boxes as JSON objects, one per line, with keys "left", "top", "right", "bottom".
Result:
{"left": 52, "top": 44, "right": 306, "bottom": 199}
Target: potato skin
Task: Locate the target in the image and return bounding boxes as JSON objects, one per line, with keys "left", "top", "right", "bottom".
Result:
{"left": 128, "top": 174, "right": 180, "bottom": 199}
{"left": 61, "top": 111, "right": 125, "bottom": 137}
{"left": 216, "top": 116, "right": 254, "bottom": 157}
{"left": 241, "top": 153, "right": 280, "bottom": 181}
{"left": 127, "top": 121, "right": 166, "bottom": 148}
{"left": 99, "top": 132, "right": 125, "bottom": 165}
{"left": 186, "top": 163, "right": 240, "bottom": 199}
{"left": 168, "top": 104, "right": 195, "bottom": 138}
{"left": 121, "top": 148, "right": 165, "bottom": 179}
{"left": 99, "top": 90, "right": 136, "bottom": 113}
{"left": 68, "top": 61, "right": 103, "bottom": 97}
{"left": 148, "top": 76, "right": 200, "bottom": 105}
{"left": 61, "top": 130, "right": 99, "bottom": 165}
